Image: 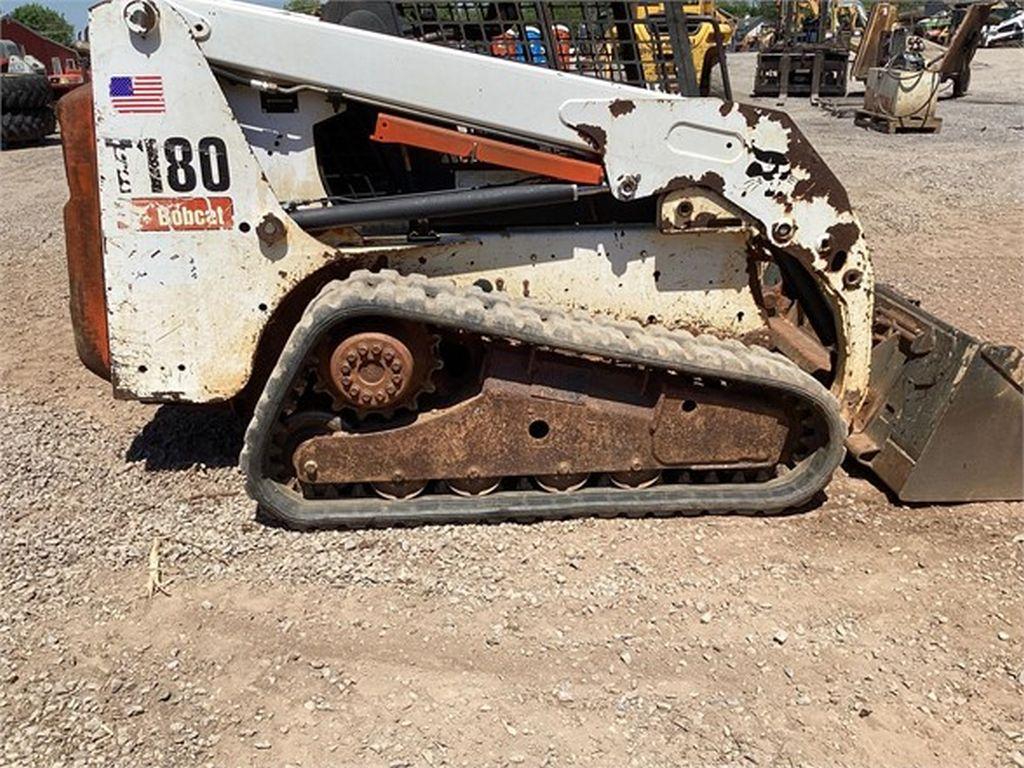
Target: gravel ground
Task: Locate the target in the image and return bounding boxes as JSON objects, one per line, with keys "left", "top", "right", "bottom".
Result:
{"left": 1, "top": 50, "right": 1022, "bottom": 768}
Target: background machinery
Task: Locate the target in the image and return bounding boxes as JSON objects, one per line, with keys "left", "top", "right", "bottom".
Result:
{"left": 323, "top": 1, "right": 735, "bottom": 97}
{"left": 753, "top": 0, "right": 865, "bottom": 99}
{"left": 981, "top": 2, "right": 1024, "bottom": 46}
{"left": 1, "top": 38, "right": 56, "bottom": 147}
{"left": 848, "top": 1, "right": 991, "bottom": 131}
{"left": 58, "top": 0, "right": 1022, "bottom": 528}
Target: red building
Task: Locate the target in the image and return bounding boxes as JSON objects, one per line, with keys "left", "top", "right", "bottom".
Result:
{"left": 1, "top": 15, "right": 87, "bottom": 93}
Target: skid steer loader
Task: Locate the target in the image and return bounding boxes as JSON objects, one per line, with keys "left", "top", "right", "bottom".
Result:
{"left": 58, "top": 0, "right": 1022, "bottom": 529}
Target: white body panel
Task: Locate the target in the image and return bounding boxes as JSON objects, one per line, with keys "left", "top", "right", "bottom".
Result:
{"left": 224, "top": 84, "right": 334, "bottom": 203}
{"left": 391, "top": 229, "right": 764, "bottom": 335}
{"left": 88, "top": 0, "right": 873, "bottom": 415}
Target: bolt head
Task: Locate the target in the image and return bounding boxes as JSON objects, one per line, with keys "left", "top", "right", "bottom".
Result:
{"left": 124, "top": 0, "right": 159, "bottom": 35}
{"left": 617, "top": 174, "right": 639, "bottom": 199}
{"left": 772, "top": 221, "right": 795, "bottom": 242}
{"left": 302, "top": 460, "right": 318, "bottom": 480}
{"left": 842, "top": 269, "right": 864, "bottom": 289}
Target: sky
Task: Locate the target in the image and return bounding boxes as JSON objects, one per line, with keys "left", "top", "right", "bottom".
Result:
{"left": 1, "top": 0, "right": 285, "bottom": 35}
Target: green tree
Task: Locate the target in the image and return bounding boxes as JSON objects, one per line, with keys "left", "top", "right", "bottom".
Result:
{"left": 283, "top": 0, "right": 320, "bottom": 15}
{"left": 10, "top": 3, "right": 74, "bottom": 46}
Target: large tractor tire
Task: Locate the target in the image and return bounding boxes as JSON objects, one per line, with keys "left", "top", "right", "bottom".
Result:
{"left": 1, "top": 107, "right": 57, "bottom": 147}
{"left": 1, "top": 72, "right": 53, "bottom": 111}
{"left": 1, "top": 72, "right": 57, "bottom": 148}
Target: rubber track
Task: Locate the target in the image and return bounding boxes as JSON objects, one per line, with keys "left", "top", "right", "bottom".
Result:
{"left": 241, "top": 270, "right": 847, "bottom": 529}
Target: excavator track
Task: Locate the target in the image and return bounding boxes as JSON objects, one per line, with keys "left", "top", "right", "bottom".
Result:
{"left": 241, "top": 270, "right": 847, "bottom": 529}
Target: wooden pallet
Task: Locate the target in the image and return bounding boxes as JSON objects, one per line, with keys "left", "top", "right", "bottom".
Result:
{"left": 854, "top": 108, "right": 942, "bottom": 134}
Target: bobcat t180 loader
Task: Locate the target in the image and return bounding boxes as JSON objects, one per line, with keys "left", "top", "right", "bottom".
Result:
{"left": 58, "top": 0, "right": 1023, "bottom": 528}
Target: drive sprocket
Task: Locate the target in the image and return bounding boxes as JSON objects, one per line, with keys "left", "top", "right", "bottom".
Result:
{"left": 312, "top": 319, "right": 440, "bottom": 418}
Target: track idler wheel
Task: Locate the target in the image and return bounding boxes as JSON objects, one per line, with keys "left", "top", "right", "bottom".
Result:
{"left": 371, "top": 480, "right": 428, "bottom": 500}
{"left": 446, "top": 475, "right": 502, "bottom": 497}
{"left": 609, "top": 469, "right": 662, "bottom": 489}
{"left": 534, "top": 473, "right": 589, "bottom": 493}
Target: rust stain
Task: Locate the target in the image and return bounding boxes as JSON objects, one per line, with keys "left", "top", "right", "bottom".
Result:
{"left": 824, "top": 221, "right": 862, "bottom": 264}
{"left": 767, "top": 109, "right": 852, "bottom": 212}
{"left": 732, "top": 103, "right": 762, "bottom": 130}
{"left": 658, "top": 171, "right": 727, "bottom": 197}
{"left": 732, "top": 103, "right": 854, "bottom": 213}
{"left": 574, "top": 123, "right": 607, "bottom": 153}
{"left": 58, "top": 85, "right": 110, "bottom": 381}
{"left": 293, "top": 344, "right": 793, "bottom": 485}
{"left": 609, "top": 99, "right": 636, "bottom": 117}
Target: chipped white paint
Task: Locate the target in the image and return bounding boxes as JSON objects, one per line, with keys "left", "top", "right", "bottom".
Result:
{"left": 387, "top": 228, "right": 764, "bottom": 336}
{"left": 91, "top": 0, "right": 872, "bottom": 415}
{"left": 92, "top": 0, "right": 336, "bottom": 399}
{"left": 560, "top": 97, "right": 874, "bottom": 412}
{"left": 223, "top": 85, "right": 335, "bottom": 203}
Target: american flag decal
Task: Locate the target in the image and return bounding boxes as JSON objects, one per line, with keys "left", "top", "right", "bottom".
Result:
{"left": 109, "top": 75, "right": 165, "bottom": 114}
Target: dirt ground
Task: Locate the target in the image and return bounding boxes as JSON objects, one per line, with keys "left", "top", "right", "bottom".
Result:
{"left": 1, "top": 49, "right": 1022, "bottom": 768}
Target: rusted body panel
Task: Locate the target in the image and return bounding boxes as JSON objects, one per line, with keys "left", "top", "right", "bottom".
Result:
{"left": 294, "top": 343, "right": 794, "bottom": 486}
{"left": 57, "top": 84, "right": 110, "bottom": 380}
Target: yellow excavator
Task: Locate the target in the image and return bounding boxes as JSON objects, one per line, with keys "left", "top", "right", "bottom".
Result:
{"left": 596, "top": 2, "right": 735, "bottom": 95}
{"left": 637, "top": 2, "right": 735, "bottom": 92}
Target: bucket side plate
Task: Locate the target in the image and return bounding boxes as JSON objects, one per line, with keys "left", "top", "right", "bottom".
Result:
{"left": 850, "top": 285, "right": 1023, "bottom": 502}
